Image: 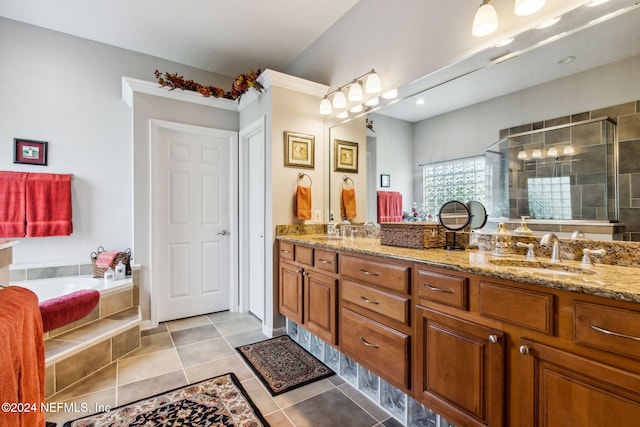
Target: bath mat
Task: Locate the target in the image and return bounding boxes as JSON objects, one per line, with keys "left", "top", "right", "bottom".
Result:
{"left": 62, "top": 373, "right": 269, "bottom": 427}
{"left": 237, "top": 335, "right": 334, "bottom": 395}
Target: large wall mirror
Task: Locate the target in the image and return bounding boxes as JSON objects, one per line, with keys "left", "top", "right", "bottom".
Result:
{"left": 325, "top": 0, "right": 640, "bottom": 240}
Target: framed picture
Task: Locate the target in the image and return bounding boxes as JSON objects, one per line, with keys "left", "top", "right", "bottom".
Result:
{"left": 284, "top": 131, "right": 315, "bottom": 169}
{"left": 381, "top": 174, "right": 390, "bottom": 188}
{"left": 334, "top": 139, "right": 358, "bottom": 173}
{"left": 14, "top": 138, "right": 48, "bottom": 166}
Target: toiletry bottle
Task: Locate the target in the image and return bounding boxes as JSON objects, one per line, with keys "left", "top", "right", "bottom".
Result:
{"left": 115, "top": 261, "right": 126, "bottom": 280}
{"left": 513, "top": 216, "right": 533, "bottom": 236}
{"left": 104, "top": 268, "right": 116, "bottom": 281}
{"left": 492, "top": 218, "right": 512, "bottom": 256}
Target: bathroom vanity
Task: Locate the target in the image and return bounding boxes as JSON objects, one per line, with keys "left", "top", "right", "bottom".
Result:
{"left": 277, "top": 234, "right": 640, "bottom": 427}
{"left": 0, "top": 240, "right": 18, "bottom": 286}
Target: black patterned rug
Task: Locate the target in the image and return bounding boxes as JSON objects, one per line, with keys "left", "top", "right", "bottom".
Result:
{"left": 237, "top": 335, "right": 334, "bottom": 396}
{"left": 63, "top": 373, "right": 269, "bottom": 427}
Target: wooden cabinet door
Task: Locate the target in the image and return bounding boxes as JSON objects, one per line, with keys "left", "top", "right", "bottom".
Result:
{"left": 415, "top": 306, "right": 505, "bottom": 427}
{"left": 304, "top": 271, "right": 338, "bottom": 344}
{"left": 519, "top": 339, "right": 640, "bottom": 427}
{"left": 279, "top": 260, "right": 303, "bottom": 324}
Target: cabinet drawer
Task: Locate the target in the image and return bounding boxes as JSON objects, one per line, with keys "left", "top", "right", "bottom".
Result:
{"left": 342, "top": 279, "right": 410, "bottom": 325}
{"left": 340, "top": 255, "right": 410, "bottom": 294}
{"left": 416, "top": 269, "right": 468, "bottom": 310}
{"left": 295, "top": 245, "right": 314, "bottom": 266}
{"left": 479, "top": 281, "right": 554, "bottom": 335}
{"left": 314, "top": 249, "right": 338, "bottom": 274}
{"left": 574, "top": 301, "right": 640, "bottom": 360}
{"left": 340, "top": 308, "right": 410, "bottom": 390}
{"left": 279, "top": 241, "right": 294, "bottom": 261}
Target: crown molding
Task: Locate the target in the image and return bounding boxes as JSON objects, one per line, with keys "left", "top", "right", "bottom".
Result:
{"left": 259, "top": 69, "right": 328, "bottom": 97}
{"left": 121, "top": 76, "right": 238, "bottom": 111}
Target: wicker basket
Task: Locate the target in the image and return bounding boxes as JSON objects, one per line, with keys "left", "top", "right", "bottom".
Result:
{"left": 91, "top": 246, "right": 132, "bottom": 278}
{"left": 380, "top": 222, "right": 446, "bottom": 249}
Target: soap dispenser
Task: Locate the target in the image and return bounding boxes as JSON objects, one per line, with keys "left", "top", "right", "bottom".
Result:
{"left": 491, "top": 218, "right": 512, "bottom": 257}
{"left": 115, "top": 261, "right": 126, "bottom": 280}
{"left": 513, "top": 216, "right": 533, "bottom": 236}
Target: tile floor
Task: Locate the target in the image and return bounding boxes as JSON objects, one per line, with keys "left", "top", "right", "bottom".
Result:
{"left": 45, "top": 311, "right": 403, "bottom": 427}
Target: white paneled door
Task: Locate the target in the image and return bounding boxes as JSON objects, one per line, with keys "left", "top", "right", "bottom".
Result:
{"left": 151, "top": 120, "right": 237, "bottom": 323}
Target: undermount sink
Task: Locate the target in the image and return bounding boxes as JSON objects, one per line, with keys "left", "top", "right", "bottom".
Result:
{"left": 489, "top": 258, "right": 596, "bottom": 276}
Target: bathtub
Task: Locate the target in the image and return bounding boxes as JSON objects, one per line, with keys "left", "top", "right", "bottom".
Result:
{"left": 11, "top": 275, "right": 133, "bottom": 303}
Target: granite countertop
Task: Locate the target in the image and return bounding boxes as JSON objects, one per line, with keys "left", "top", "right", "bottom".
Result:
{"left": 277, "top": 234, "right": 640, "bottom": 304}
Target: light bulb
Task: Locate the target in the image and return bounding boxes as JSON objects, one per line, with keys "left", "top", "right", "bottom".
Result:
{"left": 348, "top": 81, "right": 363, "bottom": 102}
{"left": 547, "top": 147, "right": 558, "bottom": 157}
{"left": 472, "top": 0, "right": 498, "bottom": 37}
{"left": 532, "top": 149, "right": 543, "bottom": 158}
{"left": 382, "top": 88, "right": 398, "bottom": 99}
{"left": 515, "top": 0, "right": 546, "bottom": 16}
{"left": 365, "top": 72, "right": 382, "bottom": 94}
{"left": 564, "top": 145, "right": 575, "bottom": 155}
{"left": 319, "top": 97, "right": 332, "bottom": 115}
{"left": 518, "top": 150, "right": 528, "bottom": 160}
{"left": 365, "top": 97, "right": 379, "bottom": 106}
{"left": 332, "top": 91, "right": 346, "bottom": 108}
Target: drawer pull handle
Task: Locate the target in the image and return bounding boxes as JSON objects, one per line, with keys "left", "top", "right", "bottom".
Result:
{"left": 360, "top": 296, "right": 380, "bottom": 305}
{"left": 359, "top": 269, "right": 380, "bottom": 277}
{"left": 360, "top": 337, "right": 380, "bottom": 348}
{"left": 424, "top": 284, "right": 455, "bottom": 294}
{"left": 281, "top": 250, "right": 291, "bottom": 254}
{"left": 590, "top": 325, "right": 640, "bottom": 342}
{"left": 318, "top": 259, "right": 332, "bottom": 264}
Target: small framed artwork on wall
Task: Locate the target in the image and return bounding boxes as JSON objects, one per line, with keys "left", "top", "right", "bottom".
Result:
{"left": 334, "top": 139, "right": 358, "bottom": 173}
{"left": 284, "top": 131, "right": 315, "bottom": 169}
{"left": 381, "top": 174, "right": 390, "bottom": 188}
{"left": 14, "top": 138, "right": 48, "bottom": 166}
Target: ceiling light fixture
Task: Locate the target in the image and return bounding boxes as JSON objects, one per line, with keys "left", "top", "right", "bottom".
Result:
{"left": 515, "top": 0, "right": 546, "bottom": 16}
{"left": 319, "top": 69, "right": 382, "bottom": 115}
{"left": 472, "top": 0, "right": 499, "bottom": 37}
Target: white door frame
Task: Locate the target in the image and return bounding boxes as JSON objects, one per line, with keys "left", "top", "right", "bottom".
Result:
{"left": 149, "top": 119, "right": 239, "bottom": 327}
{"left": 238, "top": 116, "right": 266, "bottom": 317}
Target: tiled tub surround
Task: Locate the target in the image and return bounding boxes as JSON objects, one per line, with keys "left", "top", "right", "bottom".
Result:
{"left": 499, "top": 99, "right": 640, "bottom": 241}
{"left": 10, "top": 265, "right": 143, "bottom": 399}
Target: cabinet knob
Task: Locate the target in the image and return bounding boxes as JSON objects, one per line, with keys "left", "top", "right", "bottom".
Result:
{"left": 519, "top": 345, "right": 530, "bottom": 355}
{"left": 488, "top": 334, "right": 499, "bottom": 344}
{"left": 295, "top": 269, "right": 302, "bottom": 274}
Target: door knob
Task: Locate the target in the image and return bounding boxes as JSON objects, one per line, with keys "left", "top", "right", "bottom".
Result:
{"left": 217, "top": 230, "right": 227, "bottom": 235}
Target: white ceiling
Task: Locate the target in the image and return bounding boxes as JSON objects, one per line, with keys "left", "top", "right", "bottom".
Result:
{"left": 0, "top": 0, "right": 360, "bottom": 77}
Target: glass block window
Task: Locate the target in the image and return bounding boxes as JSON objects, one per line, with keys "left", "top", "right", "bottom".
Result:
{"left": 422, "top": 156, "right": 488, "bottom": 216}
{"left": 527, "top": 177, "right": 572, "bottom": 220}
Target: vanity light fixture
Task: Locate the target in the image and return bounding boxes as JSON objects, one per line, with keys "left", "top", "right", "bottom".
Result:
{"left": 382, "top": 88, "right": 398, "bottom": 99}
{"left": 563, "top": 145, "right": 575, "bottom": 155}
{"left": 518, "top": 150, "right": 529, "bottom": 159}
{"left": 365, "top": 97, "right": 379, "bottom": 106}
{"left": 472, "top": 0, "right": 499, "bottom": 37}
{"left": 319, "top": 69, "right": 381, "bottom": 115}
{"left": 332, "top": 90, "right": 347, "bottom": 108}
{"left": 546, "top": 147, "right": 559, "bottom": 157}
{"left": 349, "top": 104, "right": 363, "bottom": 113}
{"left": 336, "top": 110, "right": 349, "bottom": 119}
{"left": 531, "top": 149, "right": 543, "bottom": 158}
{"left": 515, "top": 0, "right": 546, "bottom": 16}
{"left": 536, "top": 16, "right": 561, "bottom": 29}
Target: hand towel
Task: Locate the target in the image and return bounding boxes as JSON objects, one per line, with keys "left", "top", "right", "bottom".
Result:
{"left": 377, "top": 191, "right": 403, "bottom": 222}
{"left": 295, "top": 185, "right": 312, "bottom": 220}
{"left": 26, "top": 173, "right": 73, "bottom": 237}
{"left": 340, "top": 188, "right": 357, "bottom": 220}
{"left": 0, "top": 171, "right": 28, "bottom": 237}
{"left": 0, "top": 286, "right": 45, "bottom": 427}
{"left": 96, "top": 250, "right": 120, "bottom": 268}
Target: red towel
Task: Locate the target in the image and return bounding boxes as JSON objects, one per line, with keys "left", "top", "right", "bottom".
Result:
{"left": 377, "top": 191, "right": 403, "bottom": 222}
{"left": 0, "top": 171, "right": 28, "bottom": 237}
{"left": 25, "top": 173, "right": 73, "bottom": 237}
{"left": 39, "top": 290, "right": 101, "bottom": 332}
{"left": 96, "top": 251, "right": 119, "bottom": 268}
{"left": 0, "top": 286, "right": 45, "bottom": 427}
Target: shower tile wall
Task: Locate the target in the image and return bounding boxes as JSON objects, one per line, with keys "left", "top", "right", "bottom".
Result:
{"left": 500, "top": 100, "right": 640, "bottom": 241}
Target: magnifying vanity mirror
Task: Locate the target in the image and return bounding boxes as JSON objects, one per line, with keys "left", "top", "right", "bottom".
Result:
{"left": 325, "top": 0, "right": 640, "bottom": 241}
{"left": 468, "top": 201, "right": 488, "bottom": 230}
{"left": 439, "top": 201, "right": 471, "bottom": 250}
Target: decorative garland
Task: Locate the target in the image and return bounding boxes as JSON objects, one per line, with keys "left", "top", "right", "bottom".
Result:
{"left": 154, "top": 69, "right": 264, "bottom": 102}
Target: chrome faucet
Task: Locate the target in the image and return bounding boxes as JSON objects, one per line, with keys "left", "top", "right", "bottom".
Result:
{"left": 540, "top": 233, "right": 562, "bottom": 263}
{"left": 571, "top": 230, "right": 587, "bottom": 240}
{"left": 581, "top": 248, "right": 606, "bottom": 266}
